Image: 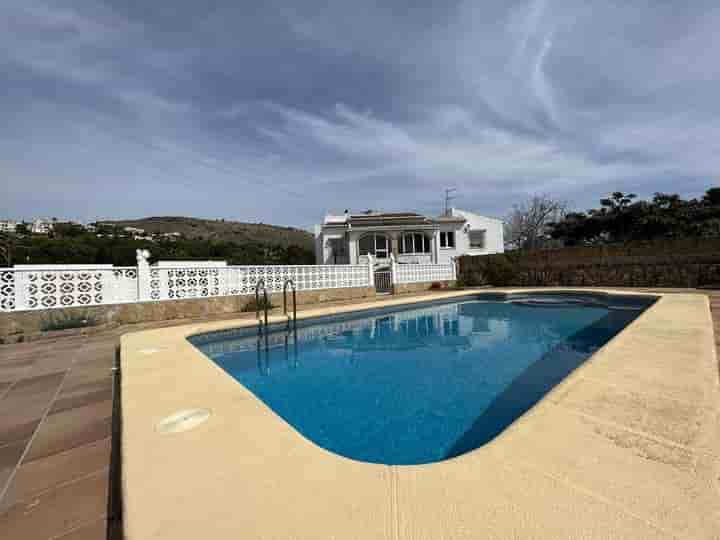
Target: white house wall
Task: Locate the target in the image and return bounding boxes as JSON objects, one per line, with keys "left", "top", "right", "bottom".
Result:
{"left": 314, "top": 208, "right": 504, "bottom": 266}
{"left": 451, "top": 209, "right": 504, "bottom": 260}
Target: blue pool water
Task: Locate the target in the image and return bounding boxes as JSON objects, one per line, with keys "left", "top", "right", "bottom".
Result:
{"left": 191, "top": 293, "right": 653, "bottom": 465}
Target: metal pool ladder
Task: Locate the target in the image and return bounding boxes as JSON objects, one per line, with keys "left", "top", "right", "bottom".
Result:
{"left": 283, "top": 279, "right": 297, "bottom": 331}
{"left": 255, "top": 278, "right": 269, "bottom": 333}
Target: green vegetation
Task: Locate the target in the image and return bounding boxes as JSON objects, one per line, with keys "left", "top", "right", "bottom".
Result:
{"left": 548, "top": 188, "right": 720, "bottom": 246}
{"left": 241, "top": 297, "right": 276, "bottom": 313}
{"left": 458, "top": 253, "right": 519, "bottom": 287}
{"left": 102, "top": 216, "right": 313, "bottom": 249}
{"left": 40, "top": 310, "right": 99, "bottom": 332}
{"left": 7, "top": 218, "right": 315, "bottom": 266}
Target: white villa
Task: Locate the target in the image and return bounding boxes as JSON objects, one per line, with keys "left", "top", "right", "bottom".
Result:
{"left": 0, "top": 220, "right": 18, "bottom": 234}
{"left": 313, "top": 208, "right": 504, "bottom": 266}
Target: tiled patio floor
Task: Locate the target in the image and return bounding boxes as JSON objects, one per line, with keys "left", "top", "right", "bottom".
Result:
{"left": 0, "top": 334, "right": 116, "bottom": 539}
{"left": 0, "top": 289, "right": 718, "bottom": 539}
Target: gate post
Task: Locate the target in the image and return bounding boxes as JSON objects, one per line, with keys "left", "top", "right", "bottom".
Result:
{"left": 136, "top": 249, "right": 151, "bottom": 302}
{"left": 390, "top": 253, "right": 397, "bottom": 292}
{"left": 366, "top": 254, "right": 374, "bottom": 288}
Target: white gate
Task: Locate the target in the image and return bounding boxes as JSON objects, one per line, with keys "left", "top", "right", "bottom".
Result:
{"left": 374, "top": 269, "right": 393, "bottom": 293}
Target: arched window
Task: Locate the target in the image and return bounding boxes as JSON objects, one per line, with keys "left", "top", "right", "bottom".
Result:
{"left": 398, "top": 233, "right": 431, "bottom": 254}
{"left": 358, "top": 233, "right": 389, "bottom": 259}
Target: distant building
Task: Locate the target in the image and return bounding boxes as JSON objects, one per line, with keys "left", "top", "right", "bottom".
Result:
{"left": 158, "top": 232, "right": 182, "bottom": 242}
{"left": 30, "top": 219, "right": 53, "bottom": 235}
{"left": 123, "top": 227, "right": 146, "bottom": 235}
{"left": 0, "top": 220, "right": 18, "bottom": 234}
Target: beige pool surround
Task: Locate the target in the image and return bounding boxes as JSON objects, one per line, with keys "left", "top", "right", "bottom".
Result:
{"left": 121, "top": 290, "right": 720, "bottom": 539}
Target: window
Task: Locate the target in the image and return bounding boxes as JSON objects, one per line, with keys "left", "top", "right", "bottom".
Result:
{"left": 469, "top": 229, "right": 486, "bottom": 249}
{"left": 398, "top": 233, "right": 430, "bottom": 254}
{"left": 358, "top": 233, "right": 389, "bottom": 258}
{"left": 328, "top": 238, "right": 345, "bottom": 256}
{"left": 440, "top": 231, "right": 455, "bottom": 248}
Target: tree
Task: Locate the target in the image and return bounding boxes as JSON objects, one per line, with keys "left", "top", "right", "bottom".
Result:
{"left": 703, "top": 187, "right": 720, "bottom": 206}
{"left": 548, "top": 187, "right": 720, "bottom": 245}
{"left": 0, "top": 232, "right": 12, "bottom": 266}
{"left": 504, "top": 195, "right": 568, "bottom": 250}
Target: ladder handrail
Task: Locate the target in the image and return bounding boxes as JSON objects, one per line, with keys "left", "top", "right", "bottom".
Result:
{"left": 283, "top": 278, "right": 297, "bottom": 331}
{"left": 255, "top": 278, "right": 269, "bottom": 332}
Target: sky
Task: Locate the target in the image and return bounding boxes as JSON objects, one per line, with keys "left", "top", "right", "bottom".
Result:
{"left": 1, "top": 0, "right": 718, "bottom": 229}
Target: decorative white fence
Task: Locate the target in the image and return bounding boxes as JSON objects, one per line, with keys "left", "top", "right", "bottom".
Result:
{"left": 1, "top": 264, "right": 372, "bottom": 312}
{"left": 0, "top": 252, "right": 456, "bottom": 313}
{"left": 147, "top": 264, "right": 371, "bottom": 301}
{"left": 1, "top": 267, "right": 138, "bottom": 311}
{"left": 393, "top": 261, "right": 456, "bottom": 285}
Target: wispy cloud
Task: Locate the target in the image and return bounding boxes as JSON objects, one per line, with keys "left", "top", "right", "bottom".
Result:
{"left": 0, "top": 0, "right": 716, "bottom": 225}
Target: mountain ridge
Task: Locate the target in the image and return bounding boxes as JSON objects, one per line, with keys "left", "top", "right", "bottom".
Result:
{"left": 99, "top": 216, "right": 314, "bottom": 249}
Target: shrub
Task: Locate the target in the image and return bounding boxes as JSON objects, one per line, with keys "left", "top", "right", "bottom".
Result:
{"left": 482, "top": 255, "right": 519, "bottom": 286}
{"left": 241, "top": 297, "right": 275, "bottom": 313}
{"left": 457, "top": 254, "right": 520, "bottom": 287}
{"left": 41, "top": 310, "right": 99, "bottom": 332}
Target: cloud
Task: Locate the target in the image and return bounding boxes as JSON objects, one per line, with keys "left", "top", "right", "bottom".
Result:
{"left": 0, "top": 0, "right": 717, "bottom": 227}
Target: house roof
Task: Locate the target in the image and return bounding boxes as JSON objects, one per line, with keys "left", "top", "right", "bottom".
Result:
{"left": 347, "top": 212, "right": 432, "bottom": 227}
{"left": 433, "top": 215, "right": 467, "bottom": 224}
{"left": 321, "top": 210, "right": 468, "bottom": 228}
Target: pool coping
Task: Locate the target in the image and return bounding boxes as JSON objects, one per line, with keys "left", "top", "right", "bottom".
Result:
{"left": 120, "top": 288, "right": 720, "bottom": 539}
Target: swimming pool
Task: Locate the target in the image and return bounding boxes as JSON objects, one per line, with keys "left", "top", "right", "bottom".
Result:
{"left": 190, "top": 292, "right": 655, "bottom": 465}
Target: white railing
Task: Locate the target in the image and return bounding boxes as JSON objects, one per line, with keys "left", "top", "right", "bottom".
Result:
{"left": 1, "top": 266, "right": 138, "bottom": 311}
{"left": 148, "top": 264, "right": 372, "bottom": 301}
{"left": 394, "top": 261, "right": 456, "bottom": 284}
{"left": 0, "top": 259, "right": 373, "bottom": 312}
{"left": 0, "top": 252, "right": 456, "bottom": 312}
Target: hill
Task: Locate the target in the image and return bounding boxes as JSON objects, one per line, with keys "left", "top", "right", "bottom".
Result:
{"left": 100, "top": 216, "right": 314, "bottom": 250}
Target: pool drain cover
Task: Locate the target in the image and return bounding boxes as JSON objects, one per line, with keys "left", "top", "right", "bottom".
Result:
{"left": 157, "top": 409, "right": 211, "bottom": 433}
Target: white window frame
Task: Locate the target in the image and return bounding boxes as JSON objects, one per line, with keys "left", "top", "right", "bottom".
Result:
{"left": 399, "top": 232, "right": 431, "bottom": 255}
{"left": 468, "top": 229, "right": 487, "bottom": 249}
{"left": 358, "top": 233, "right": 389, "bottom": 259}
{"left": 439, "top": 231, "right": 455, "bottom": 249}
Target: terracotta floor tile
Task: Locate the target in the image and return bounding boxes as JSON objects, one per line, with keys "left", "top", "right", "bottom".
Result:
{"left": 0, "top": 439, "right": 28, "bottom": 494}
{"left": 0, "top": 470, "right": 108, "bottom": 539}
{"left": 24, "top": 353, "right": 77, "bottom": 378}
{"left": 0, "top": 359, "right": 33, "bottom": 384}
{"left": 0, "top": 438, "right": 111, "bottom": 513}
{"left": 72, "top": 344, "right": 116, "bottom": 366}
{"left": 0, "top": 373, "right": 65, "bottom": 446}
{"left": 56, "top": 517, "right": 107, "bottom": 540}
{"left": 1, "top": 342, "right": 80, "bottom": 364}
{"left": 1, "top": 372, "right": 65, "bottom": 402}
{"left": 24, "top": 399, "right": 112, "bottom": 462}
{"left": 66, "top": 357, "right": 113, "bottom": 379}
{"left": 0, "top": 417, "right": 41, "bottom": 449}
{"left": 52, "top": 379, "right": 113, "bottom": 414}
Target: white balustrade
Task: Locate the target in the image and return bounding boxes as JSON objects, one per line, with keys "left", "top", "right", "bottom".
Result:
{"left": 0, "top": 257, "right": 455, "bottom": 312}
{"left": 393, "top": 262, "right": 456, "bottom": 284}
{"left": 1, "top": 266, "right": 138, "bottom": 311}
{"left": 148, "top": 264, "right": 371, "bottom": 301}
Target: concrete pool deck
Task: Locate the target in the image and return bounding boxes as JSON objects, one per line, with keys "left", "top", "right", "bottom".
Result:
{"left": 119, "top": 289, "right": 720, "bottom": 540}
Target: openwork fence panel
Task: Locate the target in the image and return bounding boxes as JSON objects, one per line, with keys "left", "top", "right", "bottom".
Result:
{"left": 395, "top": 263, "right": 455, "bottom": 284}
{"left": 1, "top": 259, "right": 454, "bottom": 313}
{"left": 1, "top": 270, "right": 16, "bottom": 311}
{"left": 149, "top": 265, "right": 372, "bottom": 301}
{"left": 1, "top": 267, "right": 138, "bottom": 311}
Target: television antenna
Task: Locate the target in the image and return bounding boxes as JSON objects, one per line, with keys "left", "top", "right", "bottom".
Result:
{"left": 444, "top": 188, "right": 457, "bottom": 215}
